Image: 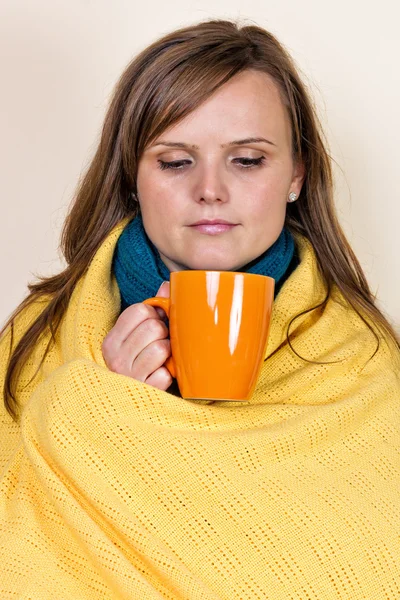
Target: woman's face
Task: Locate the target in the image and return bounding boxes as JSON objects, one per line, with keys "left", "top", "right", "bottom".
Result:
{"left": 136, "top": 69, "right": 305, "bottom": 272}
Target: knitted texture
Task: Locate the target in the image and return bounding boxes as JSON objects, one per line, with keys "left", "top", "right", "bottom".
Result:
{"left": 1, "top": 217, "right": 400, "bottom": 599}
{"left": 112, "top": 213, "right": 298, "bottom": 311}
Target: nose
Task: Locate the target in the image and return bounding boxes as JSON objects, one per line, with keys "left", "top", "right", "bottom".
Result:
{"left": 195, "top": 160, "right": 229, "bottom": 204}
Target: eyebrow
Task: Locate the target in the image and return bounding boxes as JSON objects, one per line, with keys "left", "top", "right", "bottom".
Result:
{"left": 150, "top": 136, "right": 276, "bottom": 149}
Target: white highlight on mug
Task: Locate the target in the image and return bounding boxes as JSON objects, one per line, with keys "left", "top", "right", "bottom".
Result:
{"left": 206, "top": 271, "right": 220, "bottom": 324}
{"left": 229, "top": 275, "right": 244, "bottom": 355}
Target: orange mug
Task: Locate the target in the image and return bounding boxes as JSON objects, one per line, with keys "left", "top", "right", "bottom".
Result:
{"left": 143, "top": 271, "right": 274, "bottom": 402}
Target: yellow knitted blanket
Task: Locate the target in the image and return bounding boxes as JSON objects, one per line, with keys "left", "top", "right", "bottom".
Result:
{"left": 1, "top": 219, "right": 399, "bottom": 599}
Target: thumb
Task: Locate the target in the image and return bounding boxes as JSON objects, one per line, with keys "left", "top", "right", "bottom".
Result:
{"left": 156, "top": 281, "right": 170, "bottom": 298}
{"left": 154, "top": 281, "right": 170, "bottom": 320}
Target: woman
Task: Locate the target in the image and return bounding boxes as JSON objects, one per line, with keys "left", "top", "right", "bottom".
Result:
{"left": 1, "top": 18, "right": 399, "bottom": 599}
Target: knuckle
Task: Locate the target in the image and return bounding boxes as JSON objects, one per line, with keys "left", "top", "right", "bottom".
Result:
{"left": 102, "top": 334, "right": 113, "bottom": 354}
{"left": 159, "top": 366, "right": 173, "bottom": 387}
{"left": 107, "top": 356, "right": 125, "bottom": 373}
{"left": 148, "top": 366, "right": 172, "bottom": 390}
{"left": 135, "top": 303, "right": 154, "bottom": 320}
{"left": 120, "top": 303, "right": 151, "bottom": 325}
{"left": 152, "top": 338, "right": 170, "bottom": 358}
{"left": 146, "top": 318, "right": 167, "bottom": 338}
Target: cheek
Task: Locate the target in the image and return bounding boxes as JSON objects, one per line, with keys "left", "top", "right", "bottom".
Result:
{"left": 139, "top": 193, "right": 184, "bottom": 246}
{"left": 245, "top": 181, "right": 287, "bottom": 220}
{"left": 137, "top": 178, "right": 175, "bottom": 220}
{"left": 242, "top": 163, "right": 291, "bottom": 199}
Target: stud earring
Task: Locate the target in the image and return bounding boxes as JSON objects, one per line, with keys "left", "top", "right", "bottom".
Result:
{"left": 288, "top": 192, "right": 297, "bottom": 203}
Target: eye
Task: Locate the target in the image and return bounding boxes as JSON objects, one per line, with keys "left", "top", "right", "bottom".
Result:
{"left": 157, "top": 156, "right": 266, "bottom": 171}
{"left": 233, "top": 156, "right": 266, "bottom": 168}
{"left": 157, "top": 159, "right": 191, "bottom": 171}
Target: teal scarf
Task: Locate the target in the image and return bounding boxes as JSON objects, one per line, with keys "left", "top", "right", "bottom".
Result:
{"left": 112, "top": 213, "right": 299, "bottom": 312}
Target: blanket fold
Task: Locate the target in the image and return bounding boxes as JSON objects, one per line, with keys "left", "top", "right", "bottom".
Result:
{"left": 1, "top": 217, "right": 399, "bottom": 599}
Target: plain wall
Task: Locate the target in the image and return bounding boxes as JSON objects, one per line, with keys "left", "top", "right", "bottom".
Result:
{"left": 1, "top": 0, "right": 399, "bottom": 332}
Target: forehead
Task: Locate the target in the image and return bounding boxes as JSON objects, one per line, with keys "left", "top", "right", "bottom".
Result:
{"left": 158, "top": 70, "right": 291, "bottom": 146}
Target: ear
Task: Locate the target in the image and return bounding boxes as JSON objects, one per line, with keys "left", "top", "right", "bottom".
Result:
{"left": 290, "top": 159, "right": 306, "bottom": 196}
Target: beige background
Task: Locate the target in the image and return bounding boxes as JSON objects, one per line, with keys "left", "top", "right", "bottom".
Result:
{"left": 1, "top": 0, "right": 399, "bottom": 331}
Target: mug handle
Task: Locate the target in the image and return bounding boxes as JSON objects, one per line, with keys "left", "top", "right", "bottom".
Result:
{"left": 142, "top": 296, "right": 177, "bottom": 379}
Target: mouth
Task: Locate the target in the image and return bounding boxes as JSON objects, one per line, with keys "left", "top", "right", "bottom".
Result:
{"left": 189, "top": 219, "right": 238, "bottom": 235}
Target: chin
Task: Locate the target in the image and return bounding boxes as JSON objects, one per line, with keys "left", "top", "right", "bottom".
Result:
{"left": 185, "top": 258, "right": 244, "bottom": 272}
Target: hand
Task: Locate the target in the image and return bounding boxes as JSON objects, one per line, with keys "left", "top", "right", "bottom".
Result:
{"left": 102, "top": 282, "right": 173, "bottom": 390}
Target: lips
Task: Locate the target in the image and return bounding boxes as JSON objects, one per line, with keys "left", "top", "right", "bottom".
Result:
{"left": 189, "top": 220, "right": 238, "bottom": 235}
{"left": 190, "top": 219, "right": 236, "bottom": 226}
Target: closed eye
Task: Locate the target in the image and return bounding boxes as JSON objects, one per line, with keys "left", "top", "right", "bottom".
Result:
{"left": 157, "top": 156, "right": 266, "bottom": 171}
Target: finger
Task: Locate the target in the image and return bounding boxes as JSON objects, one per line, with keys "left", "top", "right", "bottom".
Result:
{"left": 104, "top": 324, "right": 169, "bottom": 378}
{"left": 155, "top": 307, "right": 168, "bottom": 321}
{"left": 103, "top": 302, "right": 161, "bottom": 350}
{"left": 145, "top": 366, "right": 173, "bottom": 391}
{"left": 123, "top": 317, "right": 169, "bottom": 362}
{"left": 107, "top": 318, "right": 168, "bottom": 374}
{"left": 156, "top": 281, "right": 170, "bottom": 298}
{"left": 154, "top": 281, "right": 170, "bottom": 320}
{"left": 131, "top": 338, "right": 171, "bottom": 382}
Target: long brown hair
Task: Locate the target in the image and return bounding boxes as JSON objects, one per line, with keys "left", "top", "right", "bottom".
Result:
{"left": 2, "top": 18, "right": 399, "bottom": 421}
